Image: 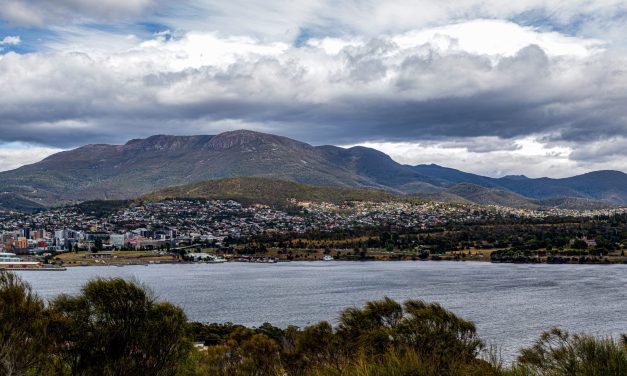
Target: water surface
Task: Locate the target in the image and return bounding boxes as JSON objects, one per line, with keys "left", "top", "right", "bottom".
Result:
{"left": 16, "top": 261, "right": 627, "bottom": 360}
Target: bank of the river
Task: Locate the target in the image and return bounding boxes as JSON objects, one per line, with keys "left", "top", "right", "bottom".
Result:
{"left": 49, "top": 247, "right": 627, "bottom": 267}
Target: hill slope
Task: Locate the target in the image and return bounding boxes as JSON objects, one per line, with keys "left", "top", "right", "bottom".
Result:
{"left": 0, "top": 129, "right": 625, "bottom": 210}
{"left": 445, "top": 184, "right": 540, "bottom": 209}
{"left": 141, "top": 177, "right": 396, "bottom": 207}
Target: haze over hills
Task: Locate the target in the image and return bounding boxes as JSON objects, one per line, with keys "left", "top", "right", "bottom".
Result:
{"left": 0, "top": 130, "right": 625, "bottom": 211}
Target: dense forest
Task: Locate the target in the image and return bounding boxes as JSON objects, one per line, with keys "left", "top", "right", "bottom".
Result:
{"left": 2, "top": 272, "right": 626, "bottom": 376}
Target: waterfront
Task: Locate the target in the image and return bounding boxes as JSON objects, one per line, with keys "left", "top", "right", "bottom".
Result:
{"left": 16, "top": 261, "right": 627, "bottom": 360}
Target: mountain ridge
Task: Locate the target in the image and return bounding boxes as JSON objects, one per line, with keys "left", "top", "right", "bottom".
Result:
{"left": 0, "top": 129, "right": 625, "bottom": 211}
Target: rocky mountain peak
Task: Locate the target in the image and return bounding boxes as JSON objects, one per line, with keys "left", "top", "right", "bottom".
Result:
{"left": 123, "top": 135, "right": 213, "bottom": 151}
{"left": 206, "top": 130, "right": 300, "bottom": 150}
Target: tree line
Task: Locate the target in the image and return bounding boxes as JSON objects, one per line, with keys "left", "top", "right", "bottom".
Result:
{"left": 236, "top": 213, "right": 627, "bottom": 256}
{"left": 1, "top": 272, "right": 626, "bottom": 375}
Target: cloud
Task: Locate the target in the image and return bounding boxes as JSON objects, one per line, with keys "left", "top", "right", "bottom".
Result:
{"left": 343, "top": 137, "right": 584, "bottom": 178}
{"left": 0, "top": 142, "right": 62, "bottom": 172}
{"left": 4, "top": 0, "right": 627, "bottom": 45}
{"left": 149, "top": 0, "right": 627, "bottom": 45}
{"left": 0, "top": 18, "right": 624, "bottom": 176}
{"left": 0, "top": 0, "right": 154, "bottom": 26}
{"left": 0, "top": 35, "right": 20, "bottom": 45}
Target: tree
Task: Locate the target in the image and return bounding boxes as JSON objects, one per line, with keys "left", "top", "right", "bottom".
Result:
{"left": 93, "top": 238, "right": 103, "bottom": 252}
{"left": 515, "top": 328, "right": 627, "bottom": 375}
{"left": 238, "top": 333, "right": 281, "bottom": 375}
{"left": 335, "top": 297, "right": 484, "bottom": 370}
{"left": 0, "top": 272, "right": 54, "bottom": 376}
{"left": 51, "top": 278, "right": 192, "bottom": 376}
{"left": 398, "top": 300, "right": 484, "bottom": 367}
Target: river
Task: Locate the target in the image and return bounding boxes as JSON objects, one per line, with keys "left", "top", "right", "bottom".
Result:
{"left": 15, "top": 261, "right": 627, "bottom": 360}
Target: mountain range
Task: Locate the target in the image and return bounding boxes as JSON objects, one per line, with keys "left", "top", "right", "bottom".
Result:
{"left": 0, "top": 130, "right": 625, "bottom": 211}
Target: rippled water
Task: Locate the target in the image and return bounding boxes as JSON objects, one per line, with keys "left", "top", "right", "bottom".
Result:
{"left": 15, "top": 261, "right": 627, "bottom": 360}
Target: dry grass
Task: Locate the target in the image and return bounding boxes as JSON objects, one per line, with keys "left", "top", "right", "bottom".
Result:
{"left": 54, "top": 251, "right": 178, "bottom": 266}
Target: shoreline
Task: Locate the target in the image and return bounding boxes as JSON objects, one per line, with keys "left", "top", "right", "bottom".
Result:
{"left": 54, "top": 258, "right": 627, "bottom": 268}
{"left": 44, "top": 249, "right": 627, "bottom": 268}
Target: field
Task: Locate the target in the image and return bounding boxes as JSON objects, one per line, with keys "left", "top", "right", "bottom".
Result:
{"left": 53, "top": 251, "right": 178, "bottom": 266}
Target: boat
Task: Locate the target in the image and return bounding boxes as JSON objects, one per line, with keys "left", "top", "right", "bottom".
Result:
{"left": 208, "top": 256, "right": 227, "bottom": 263}
{"left": 0, "top": 252, "right": 66, "bottom": 271}
{"left": 323, "top": 255, "right": 334, "bottom": 261}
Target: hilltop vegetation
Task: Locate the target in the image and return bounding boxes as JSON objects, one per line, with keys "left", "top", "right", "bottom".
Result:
{"left": 0, "top": 193, "right": 46, "bottom": 212}
{"left": 74, "top": 200, "right": 132, "bottom": 217}
{"left": 141, "top": 177, "right": 396, "bottom": 208}
{"left": 2, "top": 273, "right": 626, "bottom": 376}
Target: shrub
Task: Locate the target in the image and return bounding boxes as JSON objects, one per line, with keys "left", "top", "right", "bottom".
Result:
{"left": 514, "top": 327, "right": 627, "bottom": 376}
{"left": 0, "top": 272, "right": 54, "bottom": 376}
{"left": 50, "top": 278, "right": 192, "bottom": 376}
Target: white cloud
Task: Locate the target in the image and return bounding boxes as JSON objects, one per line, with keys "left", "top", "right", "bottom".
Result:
{"left": 0, "top": 35, "right": 20, "bottom": 45}
{"left": 151, "top": 0, "right": 627, "bottom": 46}
{"left": 0, "top": 143, "right": 63, "bottom": 172}
{"left": 392, "top": 20, "right": 604, "bottom": 58}
{"left": 3, "top": 0, "right": 625, "bottom": 45}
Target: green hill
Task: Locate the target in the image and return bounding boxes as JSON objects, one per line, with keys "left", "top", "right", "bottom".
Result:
{"left": 141, "top": 177, "right": 397, "bottom": 207}
{"left": 0, "top": 193, "right": 46, "bottom": 212}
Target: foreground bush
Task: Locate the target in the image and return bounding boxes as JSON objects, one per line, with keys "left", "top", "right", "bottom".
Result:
{"left": 0, "top": 273, "right": 54, "bottom": 376}
{"left": 0, "top": 273, "right": 192, "bottom": 376}
{"left": 188, "top": 297, "right": 492, "bottom": 375}
{"left": 511, "top": 327, "right": 627, "bottom": 376}
{"left": 51, "top": 278, "right": 192, "bottom": 376}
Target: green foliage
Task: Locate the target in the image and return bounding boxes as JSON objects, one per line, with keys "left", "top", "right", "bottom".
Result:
{"left": 0, "top": 193, "right": 46, "bottom": 212}
{"left": 0, "top": 272, "right": 54, "bottom": 376}
{"left": 51, "top": 278, "right": 192, "bottom": 376}
{"left": 513, "top": 328, "right": 627, "bottom": 376}
{"left": 75, "top": 200, "right": 131, "bottom": 217}
{"left": 188, "top": 297, "right": 487, "bottom": 376}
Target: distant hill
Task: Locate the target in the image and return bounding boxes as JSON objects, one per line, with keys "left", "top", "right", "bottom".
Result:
{"left": 0, "top": 129, "right": 625, "bottom": 210}
{"left": 496, "top": 170, "right": 627, "bottom": 204}
{"left": 445, "top": 184, "right": 540, "bottom": 209}
{"left": 141, "top": 177, "right": 396, "bottom": 207}
{"left": 0, "top": 193, "right": 46, "bottom": 212}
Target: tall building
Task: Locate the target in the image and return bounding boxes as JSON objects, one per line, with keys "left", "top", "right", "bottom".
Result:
{"left": 16, "top": 237, "right": 28, "bottom": 249}
{"left": 31, "top": 229, "right": 45, "bottom": 240}
{"left": 110, "top": 234, "right": 125, "bottom": 247}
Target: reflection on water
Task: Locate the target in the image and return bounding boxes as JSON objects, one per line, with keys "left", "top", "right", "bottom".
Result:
{"left": 16, "top": 261, "right": 627, "bottom": 360}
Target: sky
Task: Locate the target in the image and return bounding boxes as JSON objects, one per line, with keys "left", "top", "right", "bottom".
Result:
{"left": 0, "top": 1, "right": 626, "bottom": 178}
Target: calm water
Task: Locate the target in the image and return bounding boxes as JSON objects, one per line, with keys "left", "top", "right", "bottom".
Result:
{"left": 16, "top": 261, "right": 627, "bottom": 360}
